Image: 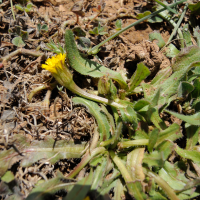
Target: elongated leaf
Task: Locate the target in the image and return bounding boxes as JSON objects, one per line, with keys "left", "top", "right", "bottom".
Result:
{"left": 0, "top": 135, "right": 85, "bottom": 176}
{"left": 175, "top": 146, "right": 200, "bottom": 163}
{"left": 72, "top": 97, "right": 110, "bottom": 141}
{"left": 143, "top": 46, "right": 200, "bottom": 107}
{"left": 177, "top": 81, "right": 194, "bottom": 98}
{"left": 148, "top": 128, "right": 159, "bottom": 153}
{"left": 127, "top": 148, "right": 145, "bottom": 181}
{"left": 27, "top": 172, "right": 74, "bottom": 200}
{"left": 127, "top": 62, "right": 150, "bottom": 94}
{"left": 165, "top": 110, "right": 200, "bottom": 126}
{"left": 65, "top": 29, "right": 127, "bottom": 89}
{"left": 186, "top": 125, "right": 199, "bottom": 150}
{"left": 65, "top": 170, "right": 93, "bottom": 200}
{"left": 182, "top": 24, "right": 193, "bottom": 47}
{"left": 143, "top": 151, "right": 164, "bottom": 167}
{"left": 156, "top": 123, "right": 182, "bottom": 146}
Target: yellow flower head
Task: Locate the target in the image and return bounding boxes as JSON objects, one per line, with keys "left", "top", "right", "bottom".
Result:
{"left": 41, "top": 53, "right": 66, "bottom": 74}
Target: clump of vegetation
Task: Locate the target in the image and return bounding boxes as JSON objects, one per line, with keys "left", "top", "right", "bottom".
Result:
{"left": 1, "top": 0, "right": 200, "bottom": 199}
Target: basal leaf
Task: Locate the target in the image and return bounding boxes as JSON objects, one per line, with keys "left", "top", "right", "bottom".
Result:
{"left": 0, "top": 135, "right": 85, "bottom": 176}
{"left": 65, "top": 29, "right": 128, "bottom": 89}
{"left": 165, "top": 110, "right": 200, "bottom": 126}
{"left": 175, "top": 146, "right": 200, "bottom": 163}
{"left": 127, "top": 148, "right": 145, "bottom": 181}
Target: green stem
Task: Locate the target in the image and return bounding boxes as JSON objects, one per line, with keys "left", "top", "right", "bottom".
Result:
{"left": 67, "top": 81, "right": 126, "bottom": 108}
{"left": 10, "top": 0, "right": 16, "bottom": 21}
{"left": 88, "top": 0, "right": 187, "bottom": 55}
{"left": 118, "top": 139, "right": 149, "bottom": 149}
{"left": 167, "top": 4, "right": 188, "bottom": 44}
{"left": 154, "top": 0, "right": 177, "bottom": 14}
{"left": 67, "top": 147, "right": 106, "bottom": 178}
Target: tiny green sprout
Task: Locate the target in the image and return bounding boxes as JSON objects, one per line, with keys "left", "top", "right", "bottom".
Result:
{"left": 15, "top": 3, "right": 33, "bottom": 13}
{"left": 89, "top": 23, "right": 108, "bottom": 36}
{"left": 115, "top": 19, "right": 123, "bottom": 31}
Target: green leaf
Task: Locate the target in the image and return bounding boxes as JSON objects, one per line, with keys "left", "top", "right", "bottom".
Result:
{"left": 27, "top": 172, "right": 73, "bottom": 200}
{"left": 72, "top": 27, "right": 86, "bottom": 37}
{"left": 65, "top": 170, "right": 93, "bottom": 200}
{"left": 159, "top": 167, "right": 186, "bottom": 191}
{"left": 143, "top": 46, "right": 200, "bottom": 107}
{"left": 143, "top": 151, "right": 164, "bottom": 167}
{"left": 119, "top": 105, "right": 138, "bottom": 129}
{"left": 12, "top": 36, "right": 25, "bottom": 47}
{"left": 91, "top": 156, "right": 108, "bottom": 190}
{"left": 194, "top": 26, "right": 200, "bottom": 47}
{"left": 37, "top": 24, "right": 41, "bottom": 33}
{"left": 65, "top": 29, "right": 128, "bottom": 89}
{"left": 72, "top": 97, "right": 110, "bottom": 141}
{"left": 156, "top": 123, "right": 182, "bottom": 146}
{"left": 177, "top": 81, "right": 194, "bottom": 98}
{"left": 182, "top": 24, "right": 193, "bottom": 47}
{"left": 165, "top": 44, "right": 180, "bottom": 58}
{"left": 115, "top": 19, "right": 122, "bottom": 31}
{"left": 77, "top": 37, "right": 91, "bottom": 52}
{"left": 133, "top": 99, "right": 151, "bottom": 111}
{"left": 41, "top": 24, "right": 48, "bottom": 32}
{"left": 188, "top": 1, "right": 200, "bottom": 14}
{"left": 148, "top": 128, "right": 159, "bottom": 153}
{"left": 148, "top": 15, "right": 163, "bottom": 23}
{"left": 165, "top": 110, "right": 200, "bottom": 126}
{"left": 15, "top": 4, "right": 24, "bottom": 11}
{"left": 21, "top": 30, "right": 29, "bottom": 41}
{"left": 191, "top": 78, "right": 200, "bottom": 99}
{"left": 136, "top": 11, "right": 151, "bottom": 20}
{"left": 0, "top": 135, "right": 85, "bottom": 176}
{"left": 175, "top": 146, "right": 200, "bottom": 163}
{"left": 25, "top": 3, "right": 33, "bottom": 12}
{"left": 1, "top": 171, "right": 15, "bottom": 183}
{"left": 149, "top": 32, "right": 165, "bottom": 48}
{"left": 186, "top": 125, "right": 199, "bottom": 150}
{"left": 127, "top": 148, "right": 145, "bottom": 181}
{"left": 156, "top": 140, "right": 175, "bottom": 160}
{"left": 127, "top": 62, "right": 150, "bottom": 94}
{"left": 89, "top": 27, "right": 99, "bottom": 35}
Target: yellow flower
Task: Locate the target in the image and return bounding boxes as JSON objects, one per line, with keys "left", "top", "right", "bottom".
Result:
{"left": 41, "top": 53, "right": 66, "bottom": 74}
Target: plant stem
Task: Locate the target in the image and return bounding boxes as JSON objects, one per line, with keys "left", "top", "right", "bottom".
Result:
{"left": 10, "top": 0, "right": 16, "bottom": 21}
{"left": 88, "top": 0, "right": 187, "bottom": 55}
{"left": 154, "top": 0, "right": 177, "bottom": 14}
{"left": 118, "top": 139, "right": 149, "bottom": 149}
{"left": 167, "top": 4, "right": 188, "bottom": 44}
{"left": 68, "top": 81, "right": 126, "bottom": 108}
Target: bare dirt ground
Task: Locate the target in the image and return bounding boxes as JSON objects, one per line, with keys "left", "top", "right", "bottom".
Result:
{"left": 0, "top": 0, "right": 174, "bottom": 198}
